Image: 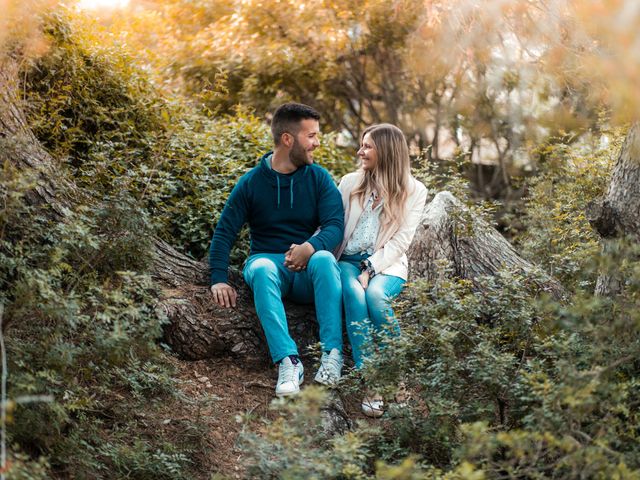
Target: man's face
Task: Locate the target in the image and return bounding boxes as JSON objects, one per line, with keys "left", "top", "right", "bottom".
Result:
{"left": 289, "top": 119, "right": 320, "bottom": 167}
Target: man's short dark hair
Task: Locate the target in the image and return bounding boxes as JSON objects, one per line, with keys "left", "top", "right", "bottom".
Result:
{"left": 271, "top": 103, "right": 321, "bottom": 146}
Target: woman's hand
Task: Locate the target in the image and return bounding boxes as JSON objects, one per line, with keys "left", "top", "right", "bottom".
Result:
{"left": 357, "top": 271, "right": 370, "bottom": 289}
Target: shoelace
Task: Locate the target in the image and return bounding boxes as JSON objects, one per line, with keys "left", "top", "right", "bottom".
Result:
{"left": 279, "top": 363, "right": 296, "bottom": 383}
{"left": 321, "top": 354, "right": 341, "bottom": 376}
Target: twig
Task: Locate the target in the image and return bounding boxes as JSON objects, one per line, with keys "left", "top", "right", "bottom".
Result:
{"left": 1, "top": 303, "right": 6, "bottom": 480}
{"left": 243, "top": 381, "right": 273, "bottom": 390}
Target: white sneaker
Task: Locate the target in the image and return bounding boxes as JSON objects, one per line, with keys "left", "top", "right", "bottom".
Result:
{"left": 361, "top": 394, "right": 384, "bottom": 418}
{"left": 314, "top": 348, "right": 343, "bottom": 386}
{"left": 275, "top": 356, "right": 304, "bottom": 397}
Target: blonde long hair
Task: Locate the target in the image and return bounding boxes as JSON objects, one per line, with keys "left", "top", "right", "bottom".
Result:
{"left": 350, "top": 123, "right": 413, "bottom": 240}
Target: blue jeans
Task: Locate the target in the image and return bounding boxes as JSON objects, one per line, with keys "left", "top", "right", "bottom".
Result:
{"left": 339, "top": 253, "right": 405, "bottom": 369}
{"left": 243, "top": 251, "right": 343, "bottom": 363}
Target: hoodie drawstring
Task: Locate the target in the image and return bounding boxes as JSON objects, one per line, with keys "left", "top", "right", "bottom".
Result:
{"left": 275, "top": 175, "right": 295, "bottom": 209}
{"left": 290, "top": 178, "right": 294, "bottom": 208}
{"left": 276, "top": 175, "right": 281, "bottom": 208}
{"left": 276, "top": 176, "right": 294, "bottom": 209}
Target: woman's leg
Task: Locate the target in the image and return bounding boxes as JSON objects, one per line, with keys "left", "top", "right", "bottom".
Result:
{"left": 364, "top": 274, "right": 406, "bottom": 342}
{"left": 339, "top": 260, "right": 371, "bottom": 369}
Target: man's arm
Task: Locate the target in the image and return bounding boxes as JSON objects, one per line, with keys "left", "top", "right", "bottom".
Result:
{"left": 284, "top": 170, "right": 344, "bottom": 271}
{"left": 306, "top": 169, "right": 344, "bottom": 253}
{"left": 209, "top": 178, "right": 249, "bottom": 307}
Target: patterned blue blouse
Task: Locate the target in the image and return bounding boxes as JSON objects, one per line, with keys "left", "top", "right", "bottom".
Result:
{"left": 343, "top": 193, "right": 383, "bottom": 255}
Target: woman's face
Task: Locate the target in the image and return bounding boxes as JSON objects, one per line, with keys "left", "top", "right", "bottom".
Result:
{"left": 357, "top": 133, "right": 378, "bottom": 171}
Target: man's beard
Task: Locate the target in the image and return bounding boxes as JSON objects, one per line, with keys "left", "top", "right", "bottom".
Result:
{"left": 290, "top": 138, "right": 310, "bottom": 167}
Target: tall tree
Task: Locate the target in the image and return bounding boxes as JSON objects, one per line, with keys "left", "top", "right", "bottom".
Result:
{"left": 588, "top": 123, "right": 640, "bottom": 296}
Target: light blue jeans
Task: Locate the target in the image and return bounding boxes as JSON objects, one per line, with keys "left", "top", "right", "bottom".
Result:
{"left": 243, "top": 251, "right": 343, "bottom": 363}
{"left": 339, "top": 253, "right": 405, "bottom": 369}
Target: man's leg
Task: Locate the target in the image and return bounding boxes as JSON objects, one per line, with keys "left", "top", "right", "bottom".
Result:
{"left": 243, "top": 253, "right": 297, "bottom": 364}
{"left": 289, "top": 250, "right": 343, "bottom": 384}
{"left": 303, "top": 250, "right": 343, "bottom": 352}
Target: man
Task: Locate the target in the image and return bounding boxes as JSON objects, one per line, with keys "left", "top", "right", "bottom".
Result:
{"left": 209, "top": 103, "right": 344, "bottom": 396}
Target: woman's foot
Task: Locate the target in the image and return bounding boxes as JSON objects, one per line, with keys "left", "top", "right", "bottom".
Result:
{"left": 361, "top": 393, "right": 384, "bottom": 418}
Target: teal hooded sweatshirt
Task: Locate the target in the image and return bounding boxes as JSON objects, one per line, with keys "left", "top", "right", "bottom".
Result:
{"left": 209, "top": 152, "right": 344, "bottom": 285}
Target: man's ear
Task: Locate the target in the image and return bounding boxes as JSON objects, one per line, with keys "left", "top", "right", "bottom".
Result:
{"left": 281, "top": 132, "right": 293, "bottom": 148}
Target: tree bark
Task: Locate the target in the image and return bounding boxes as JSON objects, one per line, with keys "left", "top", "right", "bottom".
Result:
{"left": 0, "top": 57, "right": 76, "bottom": 216}
{"left": 407, "top": 191, "right": 565, "bottom": 297}
{"left": 587, "top": 123, "right": 640, "bottom": 296}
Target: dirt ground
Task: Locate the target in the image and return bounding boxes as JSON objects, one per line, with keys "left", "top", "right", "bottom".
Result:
{"left": 165, "top": 354, "right": 367, "bottom": 479}
{"left": 166, "top": 355, "right": 276, "bottom": 479}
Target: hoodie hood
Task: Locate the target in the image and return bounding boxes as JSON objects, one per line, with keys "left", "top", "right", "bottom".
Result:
{"left": 259, "top": 152, "right": 310, "bottom": 208}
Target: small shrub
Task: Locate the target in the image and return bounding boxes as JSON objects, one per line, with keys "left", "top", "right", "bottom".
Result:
{"left": 0, "top": 165, "right": 195, "bottom": 479}
{"left": 514, "top": 128, "right": 624, "bottom": 288}
{"left": 240, "top": 387, "right": 379, "bottom": 479}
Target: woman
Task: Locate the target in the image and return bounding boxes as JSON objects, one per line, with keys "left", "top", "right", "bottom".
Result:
{"left": 336, "top": 123, "right": 428, "bottom": 417}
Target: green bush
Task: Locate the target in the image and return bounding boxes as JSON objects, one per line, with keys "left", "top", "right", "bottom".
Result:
{"left": 240, "top": 243, "right": 639, "bottom": 478}
{"left": 240, "top": 387, "right": 380, "bottom": 479}
{"left": 23, "top": 9, "right": 165, "bottom": 187}
{"left": 0, "top": 163, "right": 201, "bottom": 479}
{"left": 514, "top": 128, "right": 624, "bottom": 288}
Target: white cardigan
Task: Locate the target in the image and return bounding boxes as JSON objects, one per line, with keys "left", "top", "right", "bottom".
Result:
{"left": 335, "top": 171, "right": 428, "bottom": 280}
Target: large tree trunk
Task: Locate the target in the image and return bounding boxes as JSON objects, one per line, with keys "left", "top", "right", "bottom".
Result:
{"left": 0, "top": 57, "right": 75, "bottom": 216}
{"left": 407, "top": 191, "right": 564, "bottom": 297}
{"left": 1, "top": 56, "right": 564, "bottom": 365}
{"left": 587, "top": 123, "right": 640, "bottom": 296}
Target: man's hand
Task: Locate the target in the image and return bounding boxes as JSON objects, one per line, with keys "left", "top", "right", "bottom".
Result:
{"left": 357, "top": 271, "right": 370, "bottom": 289}
{"left": 210, "top": 282, "right": 238, "bottom": 308}
{"left": 284, "top": 242, "right": 315, "bottom": 272}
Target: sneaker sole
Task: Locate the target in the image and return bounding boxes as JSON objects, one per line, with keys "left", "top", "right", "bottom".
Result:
{"left": 275, "top": 374, "right": 304, "bottom": 397}
{"left": 276, "top": 388, "right": 299, "bottom": 397}
{"left": 314, "top": 372, "right": 339, "bottom": 386}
